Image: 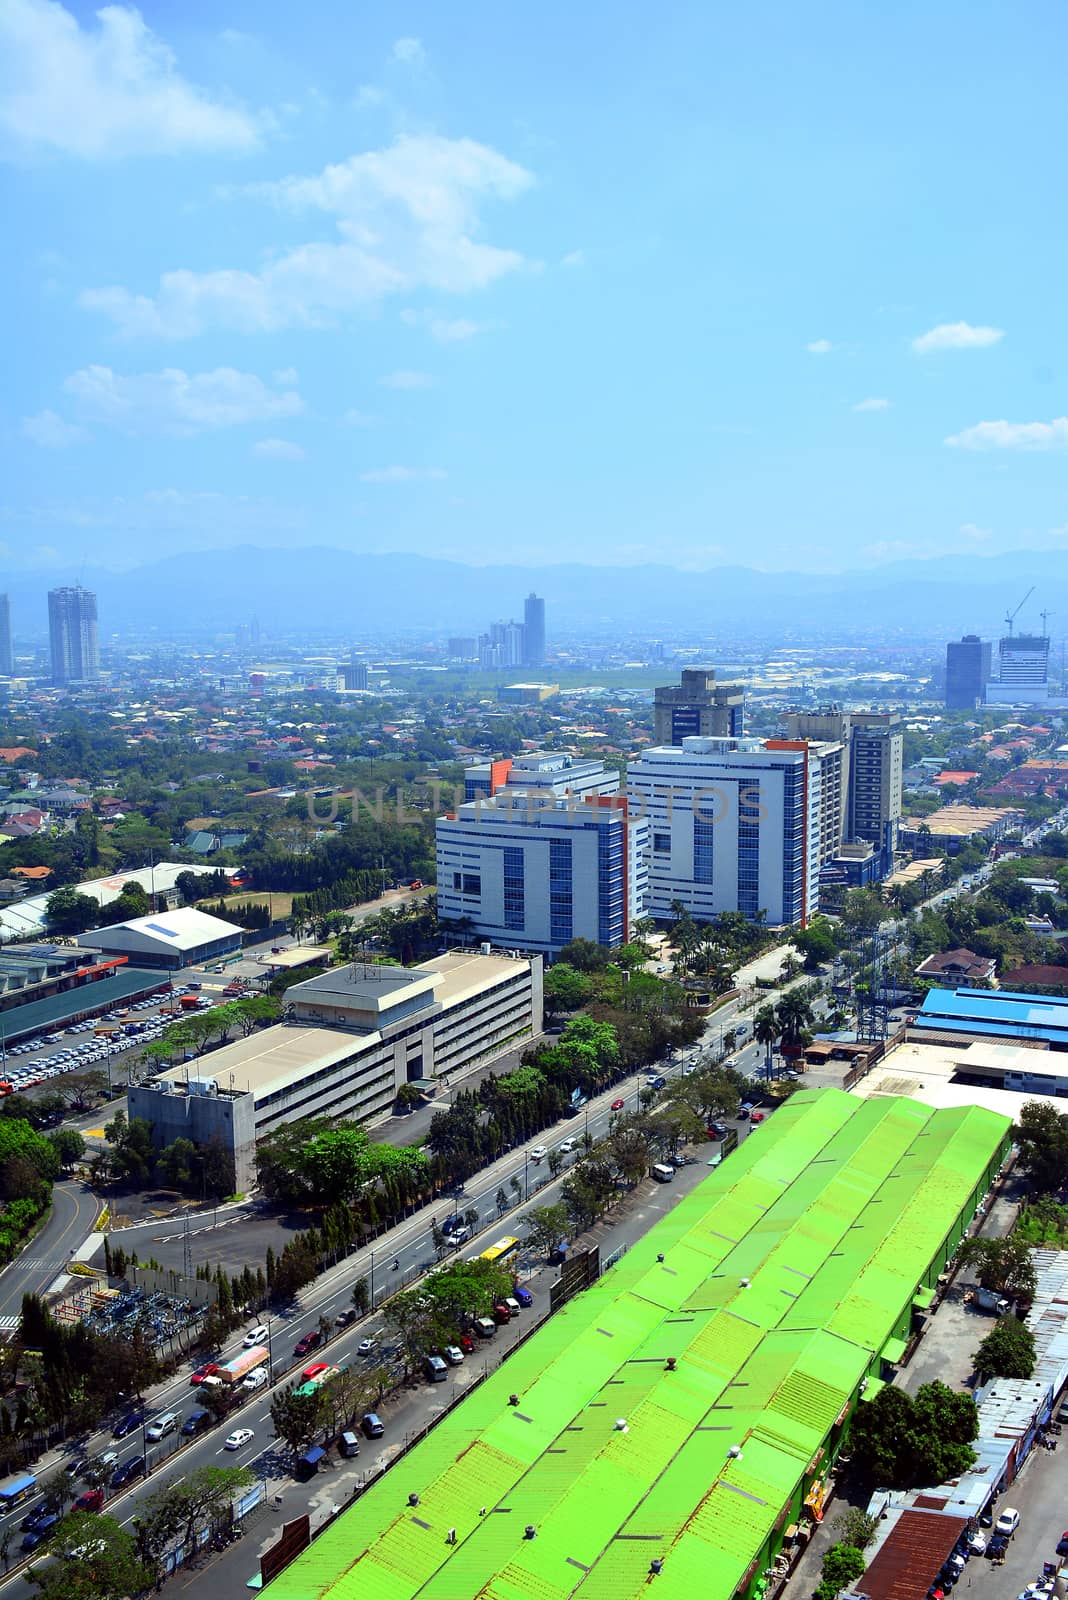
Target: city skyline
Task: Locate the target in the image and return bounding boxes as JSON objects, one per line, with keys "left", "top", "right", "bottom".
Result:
{"left": 3, "top": 2, "right": 1068, "bottom": 576}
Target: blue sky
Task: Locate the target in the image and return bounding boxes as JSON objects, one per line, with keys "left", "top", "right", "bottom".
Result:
{"left": 2, "top": 0, "right": 1067, "bottom": 575}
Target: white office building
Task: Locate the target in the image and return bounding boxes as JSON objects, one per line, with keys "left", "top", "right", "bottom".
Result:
{"left": 625, "top": 736, "right": 829, "bottom": 927}
{"left": 129, "top": 950, "right": 542, "bottom": 1192}
{"left": 437, "top": 754, "right": 648, "bottom": 954}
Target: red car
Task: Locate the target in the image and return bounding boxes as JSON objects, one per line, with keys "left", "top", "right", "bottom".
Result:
{"left": 750, "top": 1110, "right": 766, "bottom": 1125}
{"left": 300, "top": 1362, "right": 329, "bottom": 1383}
{"left": 191, "top": 1362, "right": 220, "bottom": 1385}
{"left": 611, "top": 1097, "right": 625, "bottom": 1112}
{"left": 457, "top": 1333, "right": 475, "bottom": 1354}
{"left": 293, "top": 1330, "right": 322, "bottom": 1358}
{"left": 74, "top": 1489, "right": 104, "bottom": 1514}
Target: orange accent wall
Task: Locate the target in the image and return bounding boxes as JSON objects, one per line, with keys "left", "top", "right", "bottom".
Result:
{"left": 488, "top": 758, "right": 513, "bottom": 796}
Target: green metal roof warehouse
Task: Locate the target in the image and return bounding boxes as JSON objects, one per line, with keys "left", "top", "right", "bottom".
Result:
{"left": 272, "top": 1089, "right": 1010, "bottom": 1600}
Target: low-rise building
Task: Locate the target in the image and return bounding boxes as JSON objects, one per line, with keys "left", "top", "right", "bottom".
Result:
{"left": 128, "top": 951, "right": 542, "bottom": 1191}
{"left": 77, "top": 906, "right": 243, "bottom": 970}
{"left": 915, "top": 949, "right": 998, "bottom": 987}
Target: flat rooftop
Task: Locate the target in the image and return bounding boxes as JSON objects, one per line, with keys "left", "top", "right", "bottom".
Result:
{"left": 151, "top": 952, "right": 532, "bottom": 1100}
{"left": 852, "top": 1040, "right": 1054, "bottom": 1119}
{"left": 268, "top": 1089, "right": 1009, "bottom": 1600}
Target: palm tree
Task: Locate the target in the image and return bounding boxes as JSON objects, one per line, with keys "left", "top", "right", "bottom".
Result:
{"left": 775, "top": 989, "right": 815, "bottom": 1053}
{"left": 754, "top": 1005, "right": 779, "bottom": 1077}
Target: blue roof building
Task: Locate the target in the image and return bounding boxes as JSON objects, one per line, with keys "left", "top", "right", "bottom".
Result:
{"left": 915, "top": 986, "right": 1068, "bottom": 1049}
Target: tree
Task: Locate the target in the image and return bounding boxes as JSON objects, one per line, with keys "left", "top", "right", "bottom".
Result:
{"left": 791, "top": 917, "right": 838, "bottom": 971}
{"left": 1014, "top": 1099, "right": 1068, "bottom": 1192}
{"left": 957, "top": 1235, "right": 1038, "bottom": 1302}
{"left": 815, "top": 1543, "right": 867, "bottom": 1600}
{"left": 525, "top": 1203, "right": 569, "bottom": 1258}
{"left": 0, "top": 1118, "right": 60, "bottom": 1198}
{"left": 269, "top": 1388, "right": 323, "bottom": 1457}
{"left": 849, "top": 1380, "right": 978, "bottom": 1488}
{"left": 47, "top": 1127, "right": 85, "bottom": 1170}
{"left": 351, "top": 1276, "right": 370, "bottom": 1314}
{"left": 31, "top": 1511, "right": 154, "bottom": 1600}
{"left": 44, "top": 887, "right": 100, "bottom": 935}
{"left": 973, "top": 1315, "right": 1036, "bottom": 1384}
{"left": 133, "top": 1464, "right": 253, "bottom": 1567}
{"left": 830, "top": 1509, "right": 878, "bottom": 1550}
{"left": 157, "top": 1137, "right": 196, "bottom": 1189}
{"left": 543, "top": 964, "right": 595, "bottom": 1018}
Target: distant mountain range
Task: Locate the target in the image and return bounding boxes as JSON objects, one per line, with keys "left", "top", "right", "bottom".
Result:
{"left": 5, "top": 546, "right": 1067, "bottom": 642}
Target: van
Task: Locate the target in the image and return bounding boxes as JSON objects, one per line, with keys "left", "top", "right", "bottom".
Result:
{"left": 181, "top": 1410, "right": 211, "bottom": 1437}
{"left": 145, "top": 1411, "right": 179, "bottom": 1442}
{"left": 424, "top": 1355, "right": 448, "bottom": 1383}
{"left": 361, "top": 1413, "right": 385, "bottom": 1438}
{"left": 504, "top": 1297, "right": 521, "bottom": 1318}
{"left": 474, "top": 1317, "right": 496, "bottom": 1339}
{"left": 651, "top": 1163, "right": 675, "bottom": 1183}
{"left": 339, "top": 1430, "right": 361, "bottom": 1458}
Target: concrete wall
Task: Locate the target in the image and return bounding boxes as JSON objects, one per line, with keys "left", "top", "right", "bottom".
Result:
{"left": 128, "top": 1082, "right": 257, "bottom": 1193}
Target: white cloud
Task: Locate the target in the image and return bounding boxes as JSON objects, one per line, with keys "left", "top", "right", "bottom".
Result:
{"left": 912, "top": 321, "right": 1004, "bottom": 353}
{"left": 21, "top": 409, "right": 86, "bottom": 447}
{"left": 360, "top": 465, "right": 446, "bottom": 483}
{"left": 958, "top": 522, "right": 991, "bottom": 541}
{"left": 61, "top": 365, "right": 302, "bottom": 434}
{"left": 401, "top": 308, "right": 486, "bottom": 342}
{"left": 82, "top": 134, "right": 534, "bottom": 337}
{"left": 391, "top": 37, "right": 426, "bottom": 65}
{"left": 853, "top": 397, "right": 890, "bottom": 412}
{"left": 945, "top": 417, "right": 1068, "bottom": 450}
{"left": 251, "top": 438, "right": 305, "bottom": 460}
{"left": 379, "top": 369, "right": 435, "bottom": 389}
{"left": 0, "top": 0, "right": 262, "bottom": 159}
{"left": 561, "top": 249, "right": 585, "bottom": 268}
{"left": 272, "top": 367, "right": 299, "bottom": 386}
{"left": 342, "top": 409, "right": 377, "bottom": 426}
{"left": 354, "top": 84, "right": 386, "bottom": 108}
{"left": 806, "top": 339, "right": 833, "bottom": 354}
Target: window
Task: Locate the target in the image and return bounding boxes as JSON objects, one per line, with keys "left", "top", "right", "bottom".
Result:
{"left": 462, "top": 872, "right": 481, "bottom": 896}
{"left": 502, "top": 847, "right": 525, "bottom": 931}
{"left": 549, "top": 838, "right": 573, "bottom": 946}
{"left": 654, "top": 831, "right": 671, "bottom": 853}
{"left": 693, "top": 819, "right": 714, "bottom": 885}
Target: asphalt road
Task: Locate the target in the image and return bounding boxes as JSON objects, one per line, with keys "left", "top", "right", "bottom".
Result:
{"left": 0, "top": 1182, "right": 101, "bottom": 1323}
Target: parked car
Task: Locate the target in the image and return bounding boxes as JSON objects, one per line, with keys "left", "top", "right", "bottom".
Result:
{"left": 441, "top": 1345, "right": 464, "bottom": 1366}
{"left": 1057, "top": 1531, "right": 1068, "bottom": 1558}
{"left": 293, "top": 1330, "right": 322, "bottom": 1358}
{"left": 986, "top": 1534, "right": 1009, "bottom": 1559}
{"left": 749, "top": 1110, "right": 766, "bottom": 1125}
{"left": 995, "top": 1508, "right": 1020, "bottom": 1537}
{"left": 457, "top": 1332, "right": 475, "bottom": 1353}
{"left": 361, "top": 1413, "right": 385, "bottom": 1438}
{"left": 707, "top": 1122, "right": 728, "bottom": 1140}
{"left": 514, "top": 1287, "right": 533, "bottom": 1308}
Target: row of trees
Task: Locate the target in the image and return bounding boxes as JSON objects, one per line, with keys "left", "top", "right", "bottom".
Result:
{"left": 97, "top": 1110, "right": 235, "bottom": 1199}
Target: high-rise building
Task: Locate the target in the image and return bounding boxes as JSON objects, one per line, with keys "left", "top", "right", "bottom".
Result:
{"left": 626, "top": 736, "right": 832, "bottom": 927}
{"left": 523, "top": 593, "right": 545, "bottom": 667}
{"left": 339, "top": 662, "right": 369, "bottom": 690}
{"left": 48, "top": 586, "right": 99, "bottom": 685}
{"left": 848, "top": 713, "right": 903, "bottom": 848}
{"left": 0, "top": 594, "right": 11, "bottom": 677}
{"left": 783, "top": 706, "right": 902, "bottom": 856}
{"left": 447, "top": 637, "right": 477, "bottom": 660}
{"left": 653, "top": 668, "right": 745, "bottom": 745}
{"left": 985, "top": 633, "right": 1052, "bottom": 705}
{"left": 945, "top": 635, "right": 991, "bottom": 709}
{"left": 436, "top": 754, "right": 647, "bottom": 954}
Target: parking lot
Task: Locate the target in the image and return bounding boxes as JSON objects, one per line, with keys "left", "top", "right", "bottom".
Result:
{"left": 0, "top": 987, "right": 227, "bottom": 1099}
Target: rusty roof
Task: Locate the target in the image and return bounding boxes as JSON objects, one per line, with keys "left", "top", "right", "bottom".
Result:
{"left": 859, "top": 1508, "right": 968, "bottom": 1600}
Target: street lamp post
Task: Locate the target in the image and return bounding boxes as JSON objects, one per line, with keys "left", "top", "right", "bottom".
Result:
{"left": 369, "top": 1249, "right": 375, "bottom": 1311}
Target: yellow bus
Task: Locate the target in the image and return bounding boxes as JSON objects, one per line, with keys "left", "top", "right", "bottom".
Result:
{"left": 477, "top": 1236, "right": 520, "bottom": 1269}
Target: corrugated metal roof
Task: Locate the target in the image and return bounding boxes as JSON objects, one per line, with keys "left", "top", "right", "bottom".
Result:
{"left": 860, "top": 1508, "right": 969, "bottom": 1600}
{"left": 268, "top": 1088, "right": 1011, "bottom": 1600}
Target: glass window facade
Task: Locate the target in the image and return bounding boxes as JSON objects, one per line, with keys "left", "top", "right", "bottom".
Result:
{"left": 549, "top": 839, "right": 573, "bottom": 947}
{"left": 503, "top": 847, "right": 525, "bottom": 931}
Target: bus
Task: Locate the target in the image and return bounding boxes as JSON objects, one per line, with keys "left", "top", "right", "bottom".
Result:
{"left": 293, "top": 1365, "right": 340, "bottom": 1400}
{"left": 476, "top": 1236, "right": 521, "bottom": 1269}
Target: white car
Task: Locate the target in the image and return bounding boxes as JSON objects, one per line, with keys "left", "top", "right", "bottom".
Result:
{"left": 967, "top": 1531, "right": 986, "bottom": 1555}
{"left": 243, "top": 1325, "right": 269, "bottom": 1347}
{"left": 995, "top": 1507, "right": 1020, "bottom": 1537}
{"left": 242, "top": 1368, "right": 268, "bottom": 1391}
{"left": 224, "top": 1428, "right": 254, "bottom": 1451}
{"left": 558, "top": 1138, "right": 577, "bottom": 1154}
{"left": 529, "top": 1145, "right": 548, "bottom": 1163}
{"left": 357, "top": 1337, "right": 377, "bottom": 1356}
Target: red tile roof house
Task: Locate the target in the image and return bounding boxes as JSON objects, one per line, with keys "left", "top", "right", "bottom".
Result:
{"left": 915, "top": 948, "right": 998, "bottom": 987}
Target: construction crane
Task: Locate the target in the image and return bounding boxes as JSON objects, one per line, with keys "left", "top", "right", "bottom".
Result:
{"left": 1005, "top": 586, "right": 1035, "bottom": 637}
{"left": 1041, "top": 608, "right": 1054, "bottom": 638}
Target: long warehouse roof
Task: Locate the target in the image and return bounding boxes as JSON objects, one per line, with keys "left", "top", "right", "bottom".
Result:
{"left": 270, "top": 1088, "right": 1010, "bottom": 1600}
